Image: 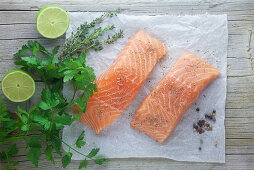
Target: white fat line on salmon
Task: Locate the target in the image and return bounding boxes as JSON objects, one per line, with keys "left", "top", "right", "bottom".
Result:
{"left": 169, "top": 65, "right": 218, "bottom": 87}
{"left": 170, "top": 72, "right": 216, "bottom": 118}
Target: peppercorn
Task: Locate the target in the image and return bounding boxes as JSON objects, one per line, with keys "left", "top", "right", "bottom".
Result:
{"left": 212, "top": 118, "right": 216, "bottom": 122}
{"left": 198, "top": 147, "right": 202, "bottom": 151}
{"left": 197, "top": 127, "right": 204, "bottom": 134}
{"left": 196, "top": 108, "right": 200, "bottom": 112}
{"left": 198, "top": 120, "right": 205, "bottom": 127}
{"left": 207, "top": 124, "right": 213, "bottom": 131}
{"left": 205, "top": 114, "right": 209, "bottom": 119}
{"left": 193, "top": 123, "right": 198, "bottom": 130}
{"left": 200, "top": 139, "right": 203, "bottom": 144}
{"left": 213, "top": 110, "right": 216, "bottom": 113}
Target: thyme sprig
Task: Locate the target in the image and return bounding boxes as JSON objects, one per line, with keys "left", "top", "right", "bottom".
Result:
{"left": 59, "top": 8, "right": 122, "bottom": 61}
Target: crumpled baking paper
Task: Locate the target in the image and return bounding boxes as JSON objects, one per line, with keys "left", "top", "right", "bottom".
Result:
{"left": 62, "top": 13, "right": 227, "bottom": 163}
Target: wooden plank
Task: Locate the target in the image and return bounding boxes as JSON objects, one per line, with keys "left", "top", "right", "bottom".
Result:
{"left": 1, "top": 154, "right": 254, "bottom": 170}
{"left": 0, "top": 0, "right": 254, "bottom": 13}
{"left": 1, "top": 138, "right": 254, "bottom": 169}
{"left": 0, "top": 20, "right": 252, "bottom": 40}
{"left": 0, "top": 10, "right": 254, "bottom": 25}
{"left": 0, "top": 34, "right": 252, "bottom": 60}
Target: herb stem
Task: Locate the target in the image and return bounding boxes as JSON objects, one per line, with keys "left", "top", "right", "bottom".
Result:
{"left": 0, "top": 135, "right": 30, "bottom": 144}
{"left": 61, "top": 139, "right": 94, "bottom": 160}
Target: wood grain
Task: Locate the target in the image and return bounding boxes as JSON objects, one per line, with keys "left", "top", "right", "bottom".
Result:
{"left": 0, "top": 0, "right": 254, "bottom": 169}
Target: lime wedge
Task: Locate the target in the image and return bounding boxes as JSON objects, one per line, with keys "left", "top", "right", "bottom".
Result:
{"left": 1, "top": 70, "right": 35, "bottom": 102}
{"left": 36, "top": 5, "right": 70, "bottom": 39}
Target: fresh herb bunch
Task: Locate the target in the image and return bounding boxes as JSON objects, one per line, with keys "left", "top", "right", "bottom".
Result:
{"left": 0, "top": 9, "right": 123, "bottom": 170}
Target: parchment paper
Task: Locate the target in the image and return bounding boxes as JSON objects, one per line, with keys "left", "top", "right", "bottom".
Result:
{"left": 62, "top": 13, "right": 227, "bottom": 163}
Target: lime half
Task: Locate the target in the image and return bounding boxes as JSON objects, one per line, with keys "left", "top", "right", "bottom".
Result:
{"left": 1, "top": 70, "right": 35, "bottom": 102}
{"left": 36, "top": 5, "right": 70, "bottom": 39}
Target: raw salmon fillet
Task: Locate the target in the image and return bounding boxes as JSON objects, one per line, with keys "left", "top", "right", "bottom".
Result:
{"left": 77, "top": 30, "right": 168, "bottom": 134}
{"left": 131, "top": 52, "right": 220, "bottom": 142}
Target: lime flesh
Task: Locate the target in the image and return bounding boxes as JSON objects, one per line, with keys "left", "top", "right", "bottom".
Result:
{"left": 1, "top": 70, "right": 35, "bottom": 102}
{"left": 36, "top": 5, "right": 70, "bottom": 39}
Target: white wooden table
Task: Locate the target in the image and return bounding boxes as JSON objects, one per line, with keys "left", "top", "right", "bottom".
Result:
{"left": 0, "top": 0, "right": 254, "bottom": 169}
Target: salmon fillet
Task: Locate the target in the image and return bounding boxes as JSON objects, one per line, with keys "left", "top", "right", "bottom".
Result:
{"left": 131, "top": 52, "right": 220, "bottom": 142}
{"left": 77, "top": 30, "right": 168, "bottom": 134}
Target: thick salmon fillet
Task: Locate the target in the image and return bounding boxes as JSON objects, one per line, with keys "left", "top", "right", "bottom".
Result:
{"left": 77, "top": 30, "right": 168, "bottom": 134}
{"left": 131, "top": 52, "right": 220, "bottom": 142}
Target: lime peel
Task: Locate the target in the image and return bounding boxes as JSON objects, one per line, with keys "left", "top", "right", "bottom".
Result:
{"left": 1, "top": 70, "right": 36, "bottom": 102}
{"left": 36, "top": 5, "right": 70, "bottom": 39}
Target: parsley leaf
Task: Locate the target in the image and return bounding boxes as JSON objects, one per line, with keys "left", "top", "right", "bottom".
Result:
{"left": 79, "top": 159, "right": 88, "bottom": 169}
{"left": 55, "top": 113, "right": 72, "bottom": 130}
{"left": 26, "top": 137, "right": 42, "bottom": 148}
{"left": 75, "top": 131, "right": 86, "bottom": 148}
{"left": 39, "top": 89, "right": 62, "bottom": 110}
{"left": 94, "top": 157, "right": 108, "bottom": 165}
{"left": 0, "top": 96, "right": 6, "bottom": 113}
{"left": 48, "top": 124, "right": 62, "bottom": 155}
{"left": 14, "top": 44, "right": 31, "bottom": 57}
{"left": 75, "top": 96, "right": 88, "bottom": 114}
{"left": 30, "top": 110, "right": 51, "bottom": 130}
{"left": 87, "top": 148, "right": 100, "bottom": 158}
{"left": 45, "top": 145, "right": 55, "bottom": 164}
{"left": 2, "top": 161, "right": 19, "bottom": 170}
{"left": 52, "top": 46, "right": 60, "bottom": 57}
{"left": 0, "top": 144, "right": 18, "bottom": 161}
{"left": 25, "top": 137, "right": 42, "bottom": 167}
{"left": 27, "top": 147, "right": 41, "bottom": 167}
{"left": 62, "top": 152, "right": 72, "bottom": 168}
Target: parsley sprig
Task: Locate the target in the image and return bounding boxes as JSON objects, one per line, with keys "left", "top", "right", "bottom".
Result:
{"left": 0, "top": 8, "right": 122, "bottom": 170}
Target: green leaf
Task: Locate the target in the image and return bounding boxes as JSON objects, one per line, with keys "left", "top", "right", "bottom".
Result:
{"left": 87, "top": 148, "right": 99, "bottom": 158}
{"left": 63, "top": 70, "right": 79, "bottom": 82}
{"left": 22, "top": 115, "right": 28, "bottom": 124}
{"left": 93, "top": 157, "right": 108, "bottom": 165}
{"left": 49, "top": 124, "right": 62, "bottom": 155}
{"left": 62, "top": 152, "right": 72, "bottom": 168}
{"left": 26, "top": 137, "right": 42, "bottom": 148}
{"left": 79, "top": 159, "right": 88, "bottom": 169}
{"left": 52, "top": 57, "right": 59, "bottom": 64}
{"left": 3, "top": 119, "right": 17, "bottom": 130}
{"left": 45, "top": 145, "right": 55, "bottom": 164}
{"left": 38, "top": 101, "right": 51, "bottom": 110}
{"left": 0, "top": 117, "right": 11, "bottom": 121}
{"left": 75, "top": 131, "right": 86, "bottom": 148}
{"left": 21, "top": 56, "right": 38, "bottom": 65}
{"left": 52, "top": 46, "right": 60, "bottom": 56}
{"left": 75, "top": 96, "right": 87, "bottom": 113}
{"left": 0, "top": 132, "right": 7, "bottom": 142}
{"left": 55, "top": 113, "right": 72, "bottom": 129}
{"left": 17, "top": 106, "right": 28, "bottom": 115}
{"left": 26, "top": 147, "right": 41, "bottom": 167}
{"left": 21, "top": 124, "right": 29, "bottom": 131}
{"left": 32, "top": 42, "right": 39, "bottom": 56}
{"left": 14, "top": 44, "right": 31, "bottom": 57}
{"left": 2, "top": 161, "right": 19, "bottom": 170}
{"left": 73, "top": 111, "right": 83, "bottom": 121}
{"left": 39, "top": 89, "right": 61, "bottom": 110}
{"left": 0, "top": 96, "right": 6, "bottom": 113}
{"left": 28, "top": 40, "right": 36, "bottom": 48}
{"left": 30, "top": 111, "right": 51, "bottom": 130}
{"left": 0, "top": 144, "right": 19, "bottom": 161}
